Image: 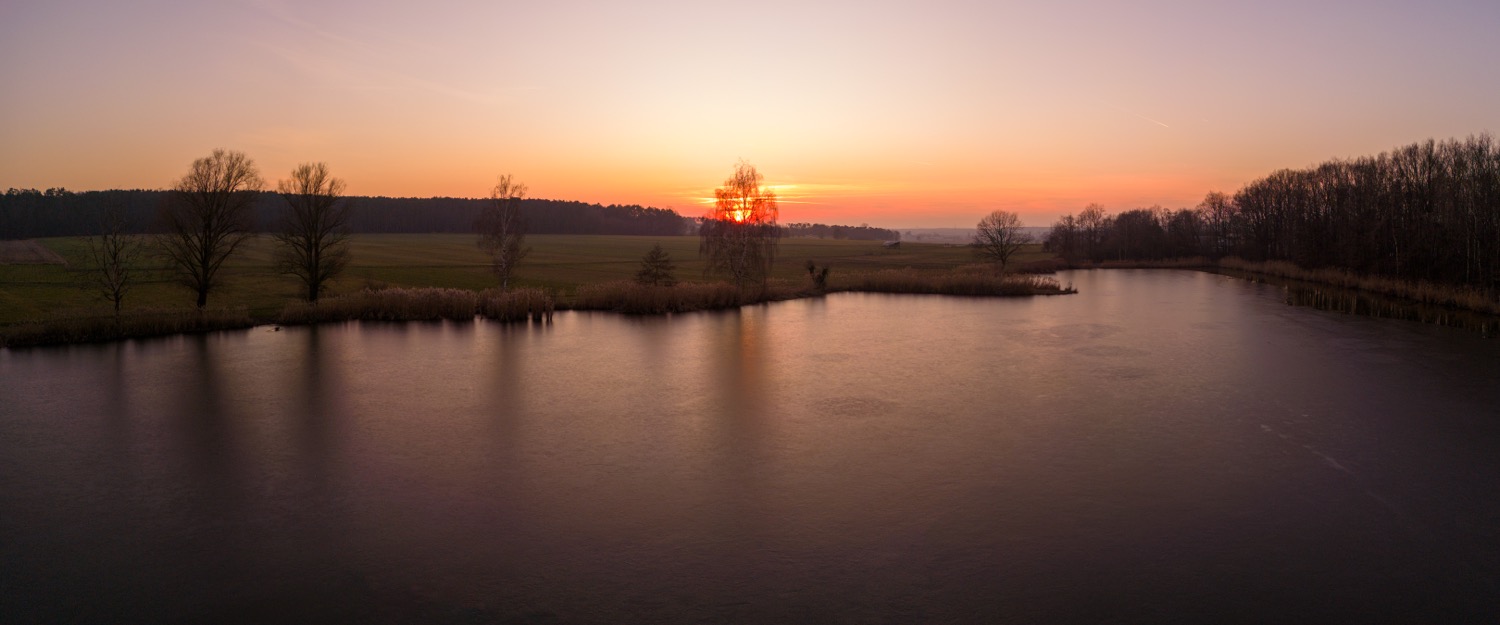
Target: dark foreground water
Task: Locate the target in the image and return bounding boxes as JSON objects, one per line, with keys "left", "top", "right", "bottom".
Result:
{"left": 4, "top": 270, "right": 1499, "bottom": 624}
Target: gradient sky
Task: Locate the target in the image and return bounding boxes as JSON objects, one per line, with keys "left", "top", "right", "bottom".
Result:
{"left": 3, "top": 0, "right": 1497, "bottom": 228}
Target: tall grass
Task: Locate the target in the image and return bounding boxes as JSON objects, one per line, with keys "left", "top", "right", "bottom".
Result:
{"left": 832, "top": 266, "right": 1075, "bottom": 296}
{"left": 1093, "top": 257, "right": 1215, "bottom": 269}
{"left": 1218, "top": 258, "right": 1500, "bottom": 315}
{"left": 478, "top": 287, "right": 555, "bottom": 322}
{"left": 573, "top": 280, "right": 762, "bottom": 314}
{"left": 277, "top": 287, "right": 479, "bottom": 324}
{"left": 276, "top": 286, "right": 558, "bottom": 325}
{"left": 0, "top": 308, "right": 255, "bottom": 348}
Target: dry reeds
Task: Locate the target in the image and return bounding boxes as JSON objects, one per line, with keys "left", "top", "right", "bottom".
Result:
{"left": 832, "top": 267, "right": 1075, "bottom": 296}
{"left": 1014, "top": 258, "right": 1068, "bottom": 274}
{"left": 573, "top": 280, "right": 757, "bottom": 314}
{"left": 479, "top": 287, "right": 554, "bottom": 322}
{"left": 1217, "top": 258, "right": 1500, "bottom": 315}
{"left": 0, "top": 307, "right": 255, "bottom": 348}
{"left": 277, "top": 287, "right": 479, "bottom": 324}
{"left": 277, "top": 286, "right": 559, "bottom": 326}
{"left": 1093, "top": 257, "right": 1215, "bottom": 269}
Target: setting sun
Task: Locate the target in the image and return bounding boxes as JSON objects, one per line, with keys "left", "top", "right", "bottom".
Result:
{"left": 4, "top": 1, "right": 1496, "bottom": 228}
{"left": 4, "top": 1, "right": 1500, "bottom": 623}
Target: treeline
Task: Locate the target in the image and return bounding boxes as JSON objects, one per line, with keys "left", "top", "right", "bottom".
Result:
{"left": 783, "top": 222, "right": 899, "bottom": 241}
{"left": 1046, "top": 134, "right": 1500, "bottom": 291}
{"left": 0, "top": 189, "right": 694, "bottom": 238}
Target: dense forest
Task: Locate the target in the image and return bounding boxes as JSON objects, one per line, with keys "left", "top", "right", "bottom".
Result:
{"left": 784, "top": 222, "right": 899, "bottom": 241}
{"left": 0, "top": 191, "right": 692, "bottom": 238}
{"left": 0, "top": 190, "right": 901, "bottom": 241}
{"left": 1045, "top": 135, "right": 1500, "bottom": 291}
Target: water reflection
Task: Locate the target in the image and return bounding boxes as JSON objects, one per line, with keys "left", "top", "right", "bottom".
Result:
{"left": 4, "top": 271, "right": 1500, "bottom": 623}
{"left": 180, "top": 334, "right": 236, "bottom": 497}
{"left": 1218, "top": 269, "right": 1500, "bottom": 335}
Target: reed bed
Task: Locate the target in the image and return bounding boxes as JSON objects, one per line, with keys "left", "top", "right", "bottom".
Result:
{"left": 1218, "top": 258, "right": 1500, "bottom": 315}
{"left": 1092, "top": 257, "right": 1215, "bottom": 269}
{"left": 278, "top": 287, "right": 479, "bottom": 324}
{"left": 832, "top": 267, "right": 1075, "bottom": 296}
{"left": 1013, "top": 258, "right": 1069, "bottom": 274}
{"left": 478, "top": 287, "right": 555, "bottom": 322}
{"left": 0, "top": 307, "right": 255, "bottom": 348}
{"left": 573, "top": 280, "right": 762, "bottom": 314}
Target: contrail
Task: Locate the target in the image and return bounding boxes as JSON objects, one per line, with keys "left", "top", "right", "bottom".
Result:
{"left": 1101, "top": 102, "right": 1170, "bottom": 128}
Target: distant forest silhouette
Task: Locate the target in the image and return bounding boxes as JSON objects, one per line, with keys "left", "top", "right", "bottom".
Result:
{"left": 1046, "top": 135, "right": 1500, "bottom": 292}
{"left": 0, "top": 191, "right": 899, "bottom": 241}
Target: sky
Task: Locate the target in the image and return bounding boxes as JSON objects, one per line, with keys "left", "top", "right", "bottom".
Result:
{"left": 2, "top": 0, "right": 1497, "bottom": 228}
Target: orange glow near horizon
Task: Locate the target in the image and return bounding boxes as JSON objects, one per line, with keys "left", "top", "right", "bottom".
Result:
{"left": 2, "top": 1, "right": 1496, "bottom": 229}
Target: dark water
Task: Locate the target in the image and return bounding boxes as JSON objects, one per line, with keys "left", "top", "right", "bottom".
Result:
{"left": 4, "top": 270, "right": 1499, "bottom": 624}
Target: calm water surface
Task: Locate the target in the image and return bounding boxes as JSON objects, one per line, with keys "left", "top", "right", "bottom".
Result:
{"left": 4, "top": 270, "right": 1499, "bottom": 624}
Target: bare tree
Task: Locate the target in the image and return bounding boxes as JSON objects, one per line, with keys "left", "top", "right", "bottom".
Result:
{"left": 476, "top": 174, "right": 529, "bottom": 290}
{"left": 158, "top": 149, "right": 264, "bottom": 309}
{"left": 274, "top": 162, "right": 350, "bottom": 303}
{"left": 84, "top": 205, "right": 145, "bottom": 316}
{"left": 1196, "top": 191, "right": 1236, "bottom": 257}
{"left": 1045, "top": 214, "right": 1081, "bottom": 263}
{"left": 973, "top": 209, "right": 1029, "bottom": 272}
{"left": 1077, "top": 203, "right": 1110, "bottom": 262}
{"left": 700, "top": 160, "right": 780, "bottom": 288}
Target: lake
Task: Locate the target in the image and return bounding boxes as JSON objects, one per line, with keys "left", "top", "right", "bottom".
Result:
{"left": 3, "top": 269, "right": 1498, "bottom": 624}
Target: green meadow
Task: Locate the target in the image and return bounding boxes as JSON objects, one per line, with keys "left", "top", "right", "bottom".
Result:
{"left": 0, "top": 234, "right": 1053, "bottom": 326}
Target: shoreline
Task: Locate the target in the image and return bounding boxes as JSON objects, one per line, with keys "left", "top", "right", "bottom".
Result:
{"left": 1058, "top": 257, "right": 1500, "bottom": 316}
{"left": 0, "top": 272, "right": 1074, "bottom": 348}
{"left": 8, "top": 257, "right": 1497, "bottom": 348}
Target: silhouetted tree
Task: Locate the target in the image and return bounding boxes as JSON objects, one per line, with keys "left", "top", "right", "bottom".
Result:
{"left": 1077, "top": 203, "right": 1110, "bottom": 262}
{"left": 804, "top": 259, "right": 831, "bottom": 291}
{"left": 476, "top": 174, "right": 530, "bottom": 290}
{"left": 700, "top": 160, "right": 780, "bottom": 288}
{"left": 1044, "top": 214, "right": 1082, "bottom": 263}
{"left": 274, "top": 162, "right": 349, "bottom": 303}
{"left": 1196, "top": 191, "right": 1236, "bottom": 257}
{"left": 158, "top": 149, "right": 263, "bottom": 308}
{"left": 84, "top": 205, "right": 144, "bottom": 316}
{"left": 973, "top": 209, "right": 1029, "bottom": 272}
{"left": 1032, "top": 135, "right": 1500, "bottom": 293}
{"left": 1165, "top": 208, "right": 1204, "bottom": 257}
{"left": 635, "top": 243, "right": 677, "bottom": 286}
{"left": 1107, "top": 208, "right": 1167, "bottom": 260}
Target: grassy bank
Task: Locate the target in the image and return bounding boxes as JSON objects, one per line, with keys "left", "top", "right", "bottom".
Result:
{"left": 1, "top": 234, "right": 1064, "bottom": 346}
{"left": 831, "top": 266, "right": 1074, "bottom": 296}
{"left": 0, "top": 308, "right": 256, "bottom": 348}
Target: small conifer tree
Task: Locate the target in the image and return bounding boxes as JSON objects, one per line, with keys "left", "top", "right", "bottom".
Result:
{"left": 635, "top": 244, "right": 677, "bottom": 286}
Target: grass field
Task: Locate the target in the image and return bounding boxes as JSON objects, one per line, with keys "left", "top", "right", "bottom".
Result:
{"left": 0, "top": 234, "right": 1054, "bottom": 326}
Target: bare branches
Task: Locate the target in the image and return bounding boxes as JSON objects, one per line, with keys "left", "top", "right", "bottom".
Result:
{"left": 476, "top": 174, "right": 529, "bottom": 290}
{"left": 157, "top": 149, "right": 263, "bottom": 309}
{"left": 699, "top": 160, "right": 780, "bottom": 289}
{"left": 84, "top": 205, "right": 145, "bottom": 315}
{"left": 973, "top": 209, "right": 1029, "bottom": 272}
{"left": 273, "top": 162, "right": 350, "bottom": 303}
